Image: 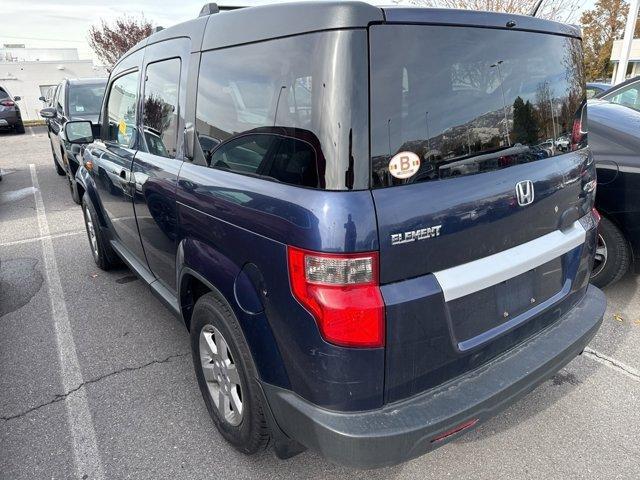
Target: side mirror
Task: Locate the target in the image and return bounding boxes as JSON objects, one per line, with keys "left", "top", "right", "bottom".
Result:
{"left": 65, "top": 120, "right": 94, "bottom": 144}
{"left": 38, "top": 96, "right": 46, "bottom": 102}
{"left": 40, "top": 107, "right": 56, "bottom": 118}
{"left": 13, "top": 96, "right": 21, "bottom": 101}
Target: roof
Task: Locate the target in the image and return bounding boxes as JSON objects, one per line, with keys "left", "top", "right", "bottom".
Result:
{"left": 66, "top": 78, "right": 108, "bottom": 86}
{"left": 116, "top": 1, "right": 581, "bottom": 68}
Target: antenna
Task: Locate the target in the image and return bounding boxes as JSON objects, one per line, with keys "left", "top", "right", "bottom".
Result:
{"left": 530, "top": 0, "right": 544, "bottom": 17}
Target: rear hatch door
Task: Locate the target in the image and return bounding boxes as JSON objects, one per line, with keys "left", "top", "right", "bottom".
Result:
{"left": 369, "top": 22, "right": 593, "bottom": 401}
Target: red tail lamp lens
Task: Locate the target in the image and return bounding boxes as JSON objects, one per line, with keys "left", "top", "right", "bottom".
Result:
{"left": 287, "top": 246, "right": 385, "bottom": 348}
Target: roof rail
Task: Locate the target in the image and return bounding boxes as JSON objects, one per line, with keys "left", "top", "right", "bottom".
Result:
{"left": 199, "top": 3, "right": 219, "bottom": 16}
{"left": 198, "top": 3, "right": 246, "bottom": 17}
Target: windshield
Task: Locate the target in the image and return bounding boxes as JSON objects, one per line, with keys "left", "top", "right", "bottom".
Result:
{"left": 370, "top": 25, "right": 586, "bottom": 188}
{"left": 68, "top": 83, "right": 106, "bottom": 117}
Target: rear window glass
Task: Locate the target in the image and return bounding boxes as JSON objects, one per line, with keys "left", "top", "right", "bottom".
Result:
{"left": 195, "top": 30, "right": 369, "bottom": 190}
{"left": 68, "top": 83, "right": 106, "bottom": 116}
{"left": 370, "top": 25, "right": 586, "bottom": 188}
{"left": 0, "top": 88, "right": 9, "bottom": 100}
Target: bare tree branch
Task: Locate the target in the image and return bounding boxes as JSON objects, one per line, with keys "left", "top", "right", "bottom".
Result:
{"left": 88, "top": 15, "right": 154, "bottom": 71}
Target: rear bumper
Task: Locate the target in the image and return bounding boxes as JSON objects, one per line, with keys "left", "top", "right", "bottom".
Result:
{"left": 0, "top": 110, "right": 19, "bottom": 127}
{"left": 262, "top": 285, "right": 605, "bottom": 468}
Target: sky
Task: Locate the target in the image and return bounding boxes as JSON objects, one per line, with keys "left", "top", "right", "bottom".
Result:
{"left": 0, "top": 0, "right": 599, "bottom": 65}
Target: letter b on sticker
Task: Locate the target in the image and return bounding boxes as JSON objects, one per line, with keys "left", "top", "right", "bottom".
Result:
{"left": 389, "top": 151, "right": 420, "bottom": 179}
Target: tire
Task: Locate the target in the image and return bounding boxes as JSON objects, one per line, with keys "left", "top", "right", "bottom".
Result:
{"left": 81, "top": 194, "right": 120, "bottom": 270}
{"left": 52, "top": 145, "right": 66, "bottom": 176}
{"left": 191, "top": 293, "right": 270, "bottom": 454}
{"left": 591, "top": 217, "right": 630, "bottom": 288}
{"left": 69, "top": 176, "right": 81, "bottom": 204}
{"left": 14, "top": 121, "right": 25, "bottom": 134}
{"left": 66, "top": 156, "right": 81, "bottom": 204}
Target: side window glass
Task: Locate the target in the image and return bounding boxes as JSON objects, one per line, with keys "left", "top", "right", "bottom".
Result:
{"left": 208, "top": 134, "right": 319, "bottom": 188}
{"left": 106, "top": 71, "right": 140, "bottom": 148}
{"left": 194, "top": 31, "right": 369, "bottom": 190}
{"left": 210, "top": 134, "right": 276, "bottom": 174}
{"left": 606, "top": 84, "right": 640, "bottom": 111}
{"left": 266, "top": 136, "right": 318, "bottom": 188}
{"left": 57, "top": 84, "right": 65, "bottom": 113}
{"left": 142, "top": 58, "right": 181, "bottom": 158}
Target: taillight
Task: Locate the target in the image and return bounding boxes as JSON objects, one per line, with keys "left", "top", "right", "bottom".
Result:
{"left": 571, "top": 113, "right": 586, "bottom": 151}
{"left": 0, "top": 100, "right": 15, "bottom": 107}
{"left": 287, "top": 246, "right": 385, "bottom": 348}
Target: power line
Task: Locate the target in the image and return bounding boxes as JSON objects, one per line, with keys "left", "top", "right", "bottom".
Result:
{"left": 0, "top": 34, "right": 87, "bottom": 43}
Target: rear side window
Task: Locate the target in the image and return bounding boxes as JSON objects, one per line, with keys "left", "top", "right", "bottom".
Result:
{"left": 195, "top": 30, "right": 369, "bottom": 190}
{"left": 370, "top": 25, "right": 586, "bottom": 187}
{"left": 105, "top": 71, "right": 140, "bottom": 148}
{"left": 603, "top": 82, "right": 640, "bottom": 111}
{"left": 208, "top": 133, "right": 319, "bottom": 188}
{"left": 142, "top": 58, "right": 181, "bottom": 158}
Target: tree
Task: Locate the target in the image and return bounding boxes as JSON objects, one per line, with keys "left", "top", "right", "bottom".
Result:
{"left": 512, "top": 96, "right": 539, "bottom": 144}
{"left": 394, "top": 1, "right": 585, "bottom": 22}
{"left": 581, "top": 0, "right": 640, "bottom": 81}
{"left": 88, "top": 16, "right": 154, "bottom": 70}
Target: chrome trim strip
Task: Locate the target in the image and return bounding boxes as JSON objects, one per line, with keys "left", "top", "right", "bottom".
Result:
{"left": 433, "top": 221, "right": 586, "bottom": 302}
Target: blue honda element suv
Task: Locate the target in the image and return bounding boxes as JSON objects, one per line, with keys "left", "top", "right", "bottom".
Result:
{"left": 64, "top": 1, "right": 606, "bottom": 468}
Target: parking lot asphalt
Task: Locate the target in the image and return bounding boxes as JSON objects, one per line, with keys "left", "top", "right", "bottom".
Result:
{"left": 1, "top": 126, "right": 639, "bottom": 480}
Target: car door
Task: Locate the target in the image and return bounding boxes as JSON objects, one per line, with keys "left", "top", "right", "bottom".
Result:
{"left": 86, "top": 49, "right": 146, "bottom": 262}
{"left": 131, "top": 39, "right": 189, "bottom": 292}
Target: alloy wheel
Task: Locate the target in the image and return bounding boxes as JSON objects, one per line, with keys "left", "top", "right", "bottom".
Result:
{"left": 83, "top": 205, "right": 99, "bottom": 259}
{"left": 199, "top": 325, "right": 243, "bottom": 426}
{"left": 593, "top": 233, "right": 607, "bottom": 278}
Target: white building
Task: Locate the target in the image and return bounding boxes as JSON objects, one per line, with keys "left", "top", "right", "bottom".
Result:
{"left": 0, "top": 45, "right": 107, "bottom": 121}
{"left": 610, "top": 38, "right": 640, "bottom": 82}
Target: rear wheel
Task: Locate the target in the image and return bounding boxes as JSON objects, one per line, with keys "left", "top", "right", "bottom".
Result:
{"left": 81, "top": 194, "right": 120, "bottom": 270}
{"left": 14, "top": 121, "right": 25, "bottom": 134}
{"left": 191, "top": 293, "right": 270, "bottom": 454}
{"left": 591, "top": 217, "right": 630, "bottom": 288}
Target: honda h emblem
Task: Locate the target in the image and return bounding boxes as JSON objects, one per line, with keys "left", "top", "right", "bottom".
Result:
{"left": 515, "top": 180, "right": 535, "bottom": 206}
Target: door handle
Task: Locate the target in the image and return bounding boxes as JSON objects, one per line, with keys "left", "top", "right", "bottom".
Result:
{"left": 119, "top": 169, "right": 127, "bottom": 180}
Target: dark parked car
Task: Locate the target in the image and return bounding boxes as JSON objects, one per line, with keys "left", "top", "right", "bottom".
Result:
{"left": 40, "top": 78, "right": 107, "bottom": 203}
{"left": 63, "top": 2, "right": 605, "bottom": 468}
{"left": 588, "top": 76, "right": 640, "bottom": 287}
{"left": 0, "top": 86, "right": 25, "bottom": 134}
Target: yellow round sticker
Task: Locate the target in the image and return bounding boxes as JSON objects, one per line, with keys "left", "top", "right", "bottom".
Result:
{"left": 389, "top": 151, "right": 420, "bottom": 179}
{"left": 118, "top": 119, "right": 127, "bottom": 135}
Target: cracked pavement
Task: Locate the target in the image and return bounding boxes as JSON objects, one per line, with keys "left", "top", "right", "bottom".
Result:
{"left": 2, "top": 127, "right": 640, "bottom": 479}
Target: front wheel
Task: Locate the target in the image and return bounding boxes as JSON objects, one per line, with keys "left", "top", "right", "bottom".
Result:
{"left": 81, "top": 195, "right": 120, "bottom": 270}
{"left": 191, "top": 293, "right": 270, "bottom": 454}
{"left": 53, "top": 147, "right": 66, "bottom": 176}
{"left": 591, "top": 217, "right": 630, "bottom": 288}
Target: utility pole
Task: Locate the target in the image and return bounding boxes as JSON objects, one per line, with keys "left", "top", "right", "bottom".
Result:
{"left": 491, "top": 60, "right": 511, "bottom": 147}
{"left": 614, "top": 0, "right": 640, "bottom": 85}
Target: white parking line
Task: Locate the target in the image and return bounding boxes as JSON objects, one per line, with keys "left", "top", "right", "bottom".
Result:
{"left": 583, "top": 347, "right": 640, "bottom": 382}
{"left": 0, "top": 230, "right": 85, "bottom": 248}
{"left": 29, "top": 164, "right": 105, "bottom": 480}
{"left": 29, "top": 126, "right": 36, "bottom": 137}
